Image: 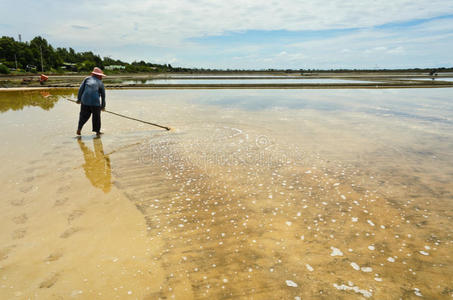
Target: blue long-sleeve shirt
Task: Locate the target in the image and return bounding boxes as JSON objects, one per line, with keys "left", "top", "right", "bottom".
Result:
{"left": 77, "top": 76, "right": 106, "bottom": 107}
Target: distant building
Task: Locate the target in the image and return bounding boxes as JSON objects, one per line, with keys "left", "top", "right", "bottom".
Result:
{"left": 26, "top": 64, "right": 37, "bottom": 71}
{"left": 105, "top": 65, "right": 126, "bottom": 70}
{"left": 62, "top": 62, "right": 77, "bottom": 71}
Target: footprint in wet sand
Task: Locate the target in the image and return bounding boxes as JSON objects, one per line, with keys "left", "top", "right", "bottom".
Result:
{"left": 57, "top": 185, "right": 70, "bottom": 194}
{"left": 12, "top": 214, "right": 28, "bottom": 224}
{"left": 67, "top": 210, "right": 85, "bottom": 224}
{"left": 12, "top": 228, "right": 27, "bottom": 240}
{"left": 10, "top": 198, "right": 27, "bottom": 206}
{"left": 19, "top": 185, "right": 33, "bottom": 193}
{"left": 54, "top": 197, "right": 69, "bottom": 206}
{"left": 0, "top": 245, "right": 16, "bottom": 261}
{"left": 60, "top": 227, "right": 82, "bottom": 239}
{"left": 23, "top": 176, "right": 35, "bottom": 183}
{"left": 44, "top": 251, "right": 64, "bottom": 262}
{"left": 39, "top": 272, "right": 60, "bottom": 288}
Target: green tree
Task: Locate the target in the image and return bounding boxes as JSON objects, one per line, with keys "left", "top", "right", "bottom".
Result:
{"left": 0, "top": 63, "right": 10, "bottom": 74}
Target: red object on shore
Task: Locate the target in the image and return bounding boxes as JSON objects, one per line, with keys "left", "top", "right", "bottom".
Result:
{"left": 40, "top": 74, "right": 49, "bottom": 82}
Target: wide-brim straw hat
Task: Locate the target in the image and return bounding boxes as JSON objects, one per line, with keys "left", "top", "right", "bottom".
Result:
{"left": 91, "top": 67, "right": 106, "bottom": 77}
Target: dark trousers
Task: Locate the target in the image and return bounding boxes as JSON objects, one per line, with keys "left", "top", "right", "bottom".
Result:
{"left": 78, "top": 104, "right": 101, "bottom": 132}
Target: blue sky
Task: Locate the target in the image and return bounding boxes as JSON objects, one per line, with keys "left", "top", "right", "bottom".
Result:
{"left": 1, "top": 0, "right": 453, "bottom": 69}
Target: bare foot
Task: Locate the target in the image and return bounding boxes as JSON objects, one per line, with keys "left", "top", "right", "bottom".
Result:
{"left": 96, "top": 132, "right": 104, "bottom": 136}
{"left": 76, "top": 129, "right": 81, "bottom": 135}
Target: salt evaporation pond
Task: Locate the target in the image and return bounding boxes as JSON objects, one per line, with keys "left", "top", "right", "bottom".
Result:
{"left": 0, "top": 88, "right": 452, "bottom": 299}
{"left": 397, "top": 77, "right": 453, "bottom": 82}
{"left": 121, "top": 78, "right": 380, "bottom": 84}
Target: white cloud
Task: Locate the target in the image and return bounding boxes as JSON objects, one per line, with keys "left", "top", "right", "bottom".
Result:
{"left": 3, "top": 0, "right": 453, "bottom": 47}
{"left": 1, "top": 0, "right": 453, "bottom": 68}
{"left": 387, "top": 46, "right": 404, "bottom": 54}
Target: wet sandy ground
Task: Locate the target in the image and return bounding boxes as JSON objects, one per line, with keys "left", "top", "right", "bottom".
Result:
{"left": 0, "top": 89, "right": 452, "bottom": 299}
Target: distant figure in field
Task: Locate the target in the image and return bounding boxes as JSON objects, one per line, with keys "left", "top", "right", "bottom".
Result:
{"left": 429, "top": 69, "right": 438, "bottom": 80}
{"left": 76, "top": 67, "right": 106, "bottom": 136}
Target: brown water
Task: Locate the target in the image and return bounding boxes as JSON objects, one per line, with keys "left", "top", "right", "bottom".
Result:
{"left": 0, "top": 88, "right": 452, "bottom": 299}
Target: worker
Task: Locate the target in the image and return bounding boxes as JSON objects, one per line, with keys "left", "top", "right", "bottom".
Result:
{"left": 76, "top": 67, "right": 106, "bottom": 136}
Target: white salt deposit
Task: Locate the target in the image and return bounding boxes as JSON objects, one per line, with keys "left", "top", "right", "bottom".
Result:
{"left": 351, "top": 262, "right": 360, "bottom": 270}
{"left": 286, "top": 280, "right": 298, "bottom": 287}
{"left": 333, "top": 283, "right": 372, "bottom": 298}
{"left": 414, "top": 288, "right": 423, "bottom": 297}
{"left": 330, "top": 247, "right": 343, "bottom": 256}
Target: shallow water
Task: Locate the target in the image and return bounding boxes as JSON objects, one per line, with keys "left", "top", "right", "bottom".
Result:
{"left": 121, "top": 78, "right": 380, "bottom": 85}
{"left": 0, "top": 88, "right": 452, "bottom": 299}
{"left": 397, "top": 77, "right": 453, "bottom": 82}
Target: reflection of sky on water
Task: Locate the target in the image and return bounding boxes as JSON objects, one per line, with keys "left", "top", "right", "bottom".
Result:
{"left": 121, "top": 78, "right": 380, "bottom": 84}
{"left": 180, "top": 88, "right": 453, "bottom": 125}
{"left": 397, "top": 77, "right": 453, "bottom": 81}
{"left": 2, "top": 88, "right": 451, "bottom": 127}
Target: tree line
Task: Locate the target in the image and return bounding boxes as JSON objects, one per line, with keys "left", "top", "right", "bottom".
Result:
{"left": 1, "top": 35, "right": 451, "bottom": 75}
{"left": 0, "top": 35, "right": 184, "bottom": 74}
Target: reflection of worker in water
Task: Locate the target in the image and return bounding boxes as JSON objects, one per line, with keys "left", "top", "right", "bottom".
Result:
{"left": 77, "top": 137, "right": 111, "bottom": 193}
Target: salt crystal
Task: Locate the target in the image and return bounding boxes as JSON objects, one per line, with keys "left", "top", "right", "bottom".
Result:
{"left": 306, "top": 264, "right": 314, "bottom": 272}
{"left": 351, "top": 262, "right": 360, "bottom": 270}
{"left": 286, "top": 280, "right": 298, "bottom": 287}
{"left": 330, "top": 247, "right": 343, "bottom": 256}
{"left": 333, "top": 283, "right": 372, "bottom": 298}
{"left": 414, "top": 288, "right": 423, "bottom": 297}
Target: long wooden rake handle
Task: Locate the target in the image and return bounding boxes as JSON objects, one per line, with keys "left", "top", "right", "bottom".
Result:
{"left": 65, "top": 98, "right": 170, "bottom": 131}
